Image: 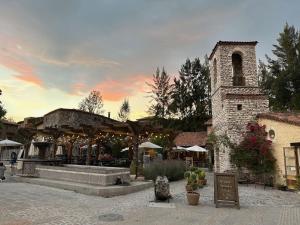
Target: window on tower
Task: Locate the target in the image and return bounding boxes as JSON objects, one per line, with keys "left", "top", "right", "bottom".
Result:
{"left": 232, "top": 53, "right": 245, "bottom": 86}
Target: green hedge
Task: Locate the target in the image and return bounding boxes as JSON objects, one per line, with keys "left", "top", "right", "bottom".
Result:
{"left": 143, "top": 160, "right": 186, "bottom": 182}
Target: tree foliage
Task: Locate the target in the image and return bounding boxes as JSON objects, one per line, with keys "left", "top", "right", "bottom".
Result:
{"left": 147, "top": 68, "right": 173, "bottom": 118}
{"left": 0, "top": 89, "right": 7, "bottom": 120}
{"left": 78, "top": 90, "right": 104, "bottom": 114}
{"left": 230, "top": 122, "right": 276, "bottom": 175}
{"left": 259, "top": 23, "right": 300, "bottom": 111}
{"left": 118, "top": 99, "right": 130, "bottom": 122}
{"left": 145, "top": 57, "right": 211, "bottom": 131}
{"left": 169, "top": 57, "right": 211, "bottom": 131}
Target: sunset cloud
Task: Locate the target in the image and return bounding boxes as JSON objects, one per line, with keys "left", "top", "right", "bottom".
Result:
{"left": 94, "top": 74, "right": 152, "bottom": 101}
{"left": 0, "top": 52, "right": 43, "bottom": 86}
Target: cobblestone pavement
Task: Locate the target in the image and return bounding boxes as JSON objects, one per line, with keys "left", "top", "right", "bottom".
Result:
{"left": 0, "top": 173, "right": 300, "bottom": 225}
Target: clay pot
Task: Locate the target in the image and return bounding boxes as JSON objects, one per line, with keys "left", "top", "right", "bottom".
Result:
{"left": 186, "top": 191, "right": 200, "bottom": 205}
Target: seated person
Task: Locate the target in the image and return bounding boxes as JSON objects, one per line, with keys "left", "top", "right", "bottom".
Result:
{"left": 0, "top": 162, "right": 6, "bottom": 182}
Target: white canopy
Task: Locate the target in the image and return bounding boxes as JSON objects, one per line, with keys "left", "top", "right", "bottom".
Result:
{"left": 0, "top": 139, "right": 22, "bottom": 147}
{"left": 186, "top": 145, "right": 208, "bottom": 153}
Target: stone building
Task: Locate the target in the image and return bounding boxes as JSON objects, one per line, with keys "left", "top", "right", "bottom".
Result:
{"left": 209, "top": 41, "right": 269, "bottom": 172}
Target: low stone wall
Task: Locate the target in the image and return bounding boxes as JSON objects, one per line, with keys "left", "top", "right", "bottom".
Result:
{"left": 35, "top": 165, "right": 130, "bottom": 186}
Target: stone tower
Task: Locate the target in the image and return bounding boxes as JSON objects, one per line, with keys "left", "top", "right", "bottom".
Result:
{"left": 209, "top": 41, "right": 269, "bottom": 172}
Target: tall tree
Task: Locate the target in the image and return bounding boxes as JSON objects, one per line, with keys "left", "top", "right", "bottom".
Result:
{"left": 118, "top": 99, "right": 130, "bottom": 122}
{"left": 259, "top": 23, "right": 300, "bottom": 110}
{"left": 78, "top": 90, "right": 104, "bottom": 114}
{"left": 169, "top": 57, "right": 211, "bottom": 130}
{"left": 147, "top": 68, "right": 173, "bottom": 118}
{"left": 0, "top": 89, "right": 7, "bottom": 120}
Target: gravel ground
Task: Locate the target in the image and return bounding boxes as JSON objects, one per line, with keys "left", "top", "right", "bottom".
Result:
{"left": 0, "top": 172, "right": 300, "bottom": 225}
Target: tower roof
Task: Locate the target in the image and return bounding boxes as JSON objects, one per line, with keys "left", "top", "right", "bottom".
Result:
{"left": 209, "top": 41, "right": 258, "bottom": 60}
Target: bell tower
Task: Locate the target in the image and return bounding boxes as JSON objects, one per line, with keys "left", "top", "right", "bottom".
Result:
{"left": 209, "top": 41, "right": 269, "bottom": 172}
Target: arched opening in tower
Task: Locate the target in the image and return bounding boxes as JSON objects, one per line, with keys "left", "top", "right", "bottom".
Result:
{"left": 232, "top": 53, "right": 245, "bottom": 86}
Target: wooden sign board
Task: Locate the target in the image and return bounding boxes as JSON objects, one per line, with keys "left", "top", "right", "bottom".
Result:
{"left": 214, "top": 172, "right": 240, "bottom": 209}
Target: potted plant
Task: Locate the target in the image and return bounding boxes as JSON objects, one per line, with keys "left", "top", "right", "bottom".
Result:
{"left": 184, "top": 170, "right": 200, "bottom": 205}
{"left": 196, "top": 168, "right": 206, "bottom": 186}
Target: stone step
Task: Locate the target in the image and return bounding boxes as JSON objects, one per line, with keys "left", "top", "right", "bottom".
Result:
{"left": 36, "top": 167, "right": 130, "bottom": 186}
{"left": 12, "top": 177, "right": 153, "bottom": 197}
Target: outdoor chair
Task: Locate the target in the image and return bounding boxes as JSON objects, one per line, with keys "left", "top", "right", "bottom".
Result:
{"left": 237, "top": 171, "right": 251, "bottom": 186}
{"left": 254, "top": 174, "right": 274, "bottom": 189}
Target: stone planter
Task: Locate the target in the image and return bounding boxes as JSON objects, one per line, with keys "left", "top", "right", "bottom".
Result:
{"left": 186, "top": 192, "right": 200, "bottom": 205}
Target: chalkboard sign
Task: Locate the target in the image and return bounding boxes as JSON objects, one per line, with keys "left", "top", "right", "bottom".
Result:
{"left": 214, "top": 172, "right": 240, "bottom": 209}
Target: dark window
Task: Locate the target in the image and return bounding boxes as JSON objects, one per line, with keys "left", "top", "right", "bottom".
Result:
{"left": 232, "top": 53, "right": 245, "bottom": 86}
{"left": 213, "top": 58, "right": 217, "bottom": 86}
{"left": 237, "top": 104, "right": 242, "bottom": 110}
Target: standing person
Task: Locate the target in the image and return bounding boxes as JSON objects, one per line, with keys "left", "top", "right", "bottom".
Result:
{"left": 0, "top": 162, "right": 6, "bottom": 182}
{"left": 10, "top": 152, "right": 17, "bottom": 176}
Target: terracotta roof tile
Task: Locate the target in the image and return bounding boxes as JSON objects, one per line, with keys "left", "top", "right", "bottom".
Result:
{"left": 257, "top": 112, "right": 300, "bottom": 127}
{"left": 174, "top": 132, "right": 207, "bottom": 147}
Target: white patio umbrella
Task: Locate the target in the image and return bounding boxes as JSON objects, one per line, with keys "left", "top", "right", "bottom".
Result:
{"left": 121, "top": 147, "right": 129, "bottom": 152}
{"left": 139, "top": 141, "right": 162, "bottom": 149}
{"left": 0, "top": 139, "right": 22, "bottom": 147}
{"left": 121, "top": 141, "right": 162, "bottom": 152}
{"left": 56, "top": 146, "right": 63, "bottom": 155}
{"left": 173, "top": 146, "right": 188, "bottom": 152}
{"left": 28, "top": 141, "right": 39, "bottom": 156}
{"left": 186, "top": 145, "right": 208, "bottom": 153}
{"left": 80, "top": 144, "right": 97, "bottom": 149}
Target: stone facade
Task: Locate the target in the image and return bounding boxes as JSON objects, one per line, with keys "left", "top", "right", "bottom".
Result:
{"left": 209, "top": 41, "right": 269, "bottom": 172}
{"left": 42, "top": 108, "right": 117, "bottom": 129}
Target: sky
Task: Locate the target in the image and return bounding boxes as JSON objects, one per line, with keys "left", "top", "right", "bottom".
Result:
{"left": 0, "top": 0, "right": 300, "bottom": 122}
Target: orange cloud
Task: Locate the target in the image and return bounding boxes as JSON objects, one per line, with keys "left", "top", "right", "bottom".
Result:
{"left": 93, "top": 74, "right": 152, "bottom": 101}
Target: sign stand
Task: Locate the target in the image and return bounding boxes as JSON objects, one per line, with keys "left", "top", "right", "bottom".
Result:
{"left": 214, "top": 172, "right": 240, "bottom": 209}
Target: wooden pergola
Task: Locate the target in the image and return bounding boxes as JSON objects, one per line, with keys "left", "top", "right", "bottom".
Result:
{"left": 18, "top": 119, "right": 176, "bottom": 178}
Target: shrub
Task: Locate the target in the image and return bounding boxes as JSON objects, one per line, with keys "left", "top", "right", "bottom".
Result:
{"left": 230, "top": 122, "right": 276, "bottom": 175}
{"left": 143, "top": 160, "right": 186, "bottom": 181}
{"left": 130, "top": 160, "right": 143, "bottom": 175}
